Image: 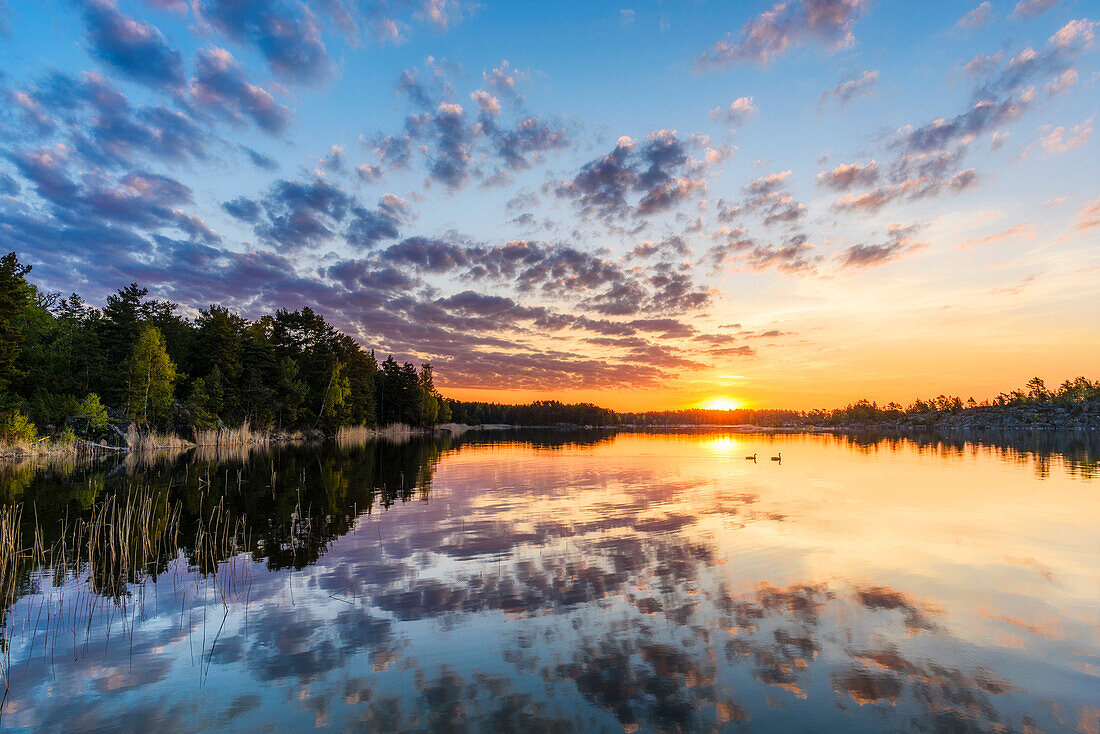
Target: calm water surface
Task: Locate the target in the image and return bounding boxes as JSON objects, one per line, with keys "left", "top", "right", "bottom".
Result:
{"left": 0, "top": 430, "right": 1097, "bottom": 732}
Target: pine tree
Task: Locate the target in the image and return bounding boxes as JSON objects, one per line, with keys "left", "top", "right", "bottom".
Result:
{"left": 0, "top": 252, "right": 33, "bottom": 397}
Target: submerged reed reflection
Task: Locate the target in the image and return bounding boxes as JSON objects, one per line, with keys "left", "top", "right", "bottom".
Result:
{"left": 0, "top": 429, "right": 1095, "bottom": 732}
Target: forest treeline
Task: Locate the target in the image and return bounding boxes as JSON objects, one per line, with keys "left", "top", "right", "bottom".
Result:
{"left": 2, "top": 252, "right": 1097, "bottom": 446}
{"left": 444, "top": 400, "right": 621, "bottom": 427}
{"left": 625, "top": 376, "right": 1100, "bottom": 427}
{"left": 0, "top": 252, "right": 449, "bottom": 445}
{"left": 444, "top": 375, "right": 1100, "bottom": 429}
{"left": 447, "top": 376, "right": 1100, "bottom": 429}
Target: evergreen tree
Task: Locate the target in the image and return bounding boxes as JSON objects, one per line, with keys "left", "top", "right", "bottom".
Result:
{"left": 273, "top": 356, "right": 309, "bottom": 428}
{"left": 0, "top": 252, "right": 33, "bottom": 397}
{"left": 101, "top": 283, "right": 149, "bottom": 404}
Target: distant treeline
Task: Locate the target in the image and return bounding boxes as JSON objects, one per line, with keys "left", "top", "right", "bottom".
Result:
{"left": 625, "top": 377, "right": 1100, "bottom": 427}
{"left": 447, "top": 377, "right": 1100, "bottom": 430}
{"left": 798, "top": 376, "right": 1100, "bottom": 426}
{"left": 3, "top": 251, "right": 1097, "bottom": 445}
{"left": 0, "top": 252, "right": 449, "bottom": 444}
{"left": 625, "top": 378, "right": 1099, "bottom": 427}
{"left": 444, "top": 399, "right": 621, "bottom": 427}
{"left": 620, "top": 408, "right": 803, "bottom": 426}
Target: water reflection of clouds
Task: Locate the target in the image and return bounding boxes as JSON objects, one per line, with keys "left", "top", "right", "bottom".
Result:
{"left": 2, "top": 431, "right": 1097, "bottom": 732}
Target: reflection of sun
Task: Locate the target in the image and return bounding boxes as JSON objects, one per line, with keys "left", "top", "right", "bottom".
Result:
{"left": 699, "top": 397, "right": 742, "bottom": 411}
{"left": 708, "top": 436, "right": 739, "bottom": 453}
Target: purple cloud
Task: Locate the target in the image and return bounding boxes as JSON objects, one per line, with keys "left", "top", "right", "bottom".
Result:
{"left": 554, "top": 130, "right": 708, "bottom": 220}
{"left": 190, "top": 47, "right": 292, "bottom": 134}
{"left": 226, "top": 177, "right": 410, "bottom": 251}
{"left": 838, "top": 223, "right": 927, "bottom": 268}
{"left": 698, "top": 0, "right": 868, "bottom": 68}
{"left": 820, "top": 69, "right": 878, "bottom": 106}
{"left": 77, "top": 0, "right": 185, "bottom": 94}
{"left": 196, "top": 0, "right": 334, "bottom": 84}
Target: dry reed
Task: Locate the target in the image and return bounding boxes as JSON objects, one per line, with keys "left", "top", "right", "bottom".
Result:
{"left": 193, "top": 420, "right": 272, "bottom": 447}
{"left": 0, "top": 485, "right": 253, "bottom": 689}
{"left": 123, "top": 426, "right": 192, "bottom": 452}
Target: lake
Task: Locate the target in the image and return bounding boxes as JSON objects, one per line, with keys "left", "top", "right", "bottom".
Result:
{"left": 0, "top": 430, "right": 1096, "bottom": 732}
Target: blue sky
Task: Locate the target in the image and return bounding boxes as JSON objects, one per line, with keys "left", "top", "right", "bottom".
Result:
{"left": 1, "top": 0, "right": 1097, "bottom": 408}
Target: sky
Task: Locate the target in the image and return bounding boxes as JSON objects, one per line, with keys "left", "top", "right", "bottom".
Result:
{"left": 0, "top": 0, "right": 1097, "bottom": 411}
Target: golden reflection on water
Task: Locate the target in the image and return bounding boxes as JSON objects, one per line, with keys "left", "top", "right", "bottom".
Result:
{"left": 0, "top": 430, "right": 1096, "bottom": 732}
{"left": 434, "top": 432, "right": 1099, "bottom": 724}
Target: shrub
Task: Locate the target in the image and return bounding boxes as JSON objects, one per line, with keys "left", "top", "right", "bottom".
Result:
{"left": 74, "top": 393, "right": 109, "bottom": 431}
{"left": 0, "top": 409, "right": 37, "bottom": 445}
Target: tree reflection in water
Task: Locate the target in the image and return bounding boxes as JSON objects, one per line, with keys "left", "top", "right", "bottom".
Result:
{"left": 0, "top": 429, "right": 1095, "bottom": 732}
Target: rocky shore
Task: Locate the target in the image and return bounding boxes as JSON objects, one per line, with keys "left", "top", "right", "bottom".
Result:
{"left": 819, "top": 401, "right": 1100, "bottom": 433}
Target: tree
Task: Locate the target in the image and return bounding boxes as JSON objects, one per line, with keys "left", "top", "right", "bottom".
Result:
{"left": 124, "top": 325, "right": 178, "bottom": 426}
{"left": 190, "top": 305, "right": 247, "bottom": 419}
{"left": 1025, "top": 376, "right": 1051, "bottom": 403}
{"left": 52, "top": 293, "right": 105, "bottom": 398}
{"left": 185, "top": 366, "right": 224, "bottom": 431}
{"left": 0, "top": 408, "right": 35, "bottom": 444}
{"left": 419, "top": 363, "right": 443, "bottom": 426}
{"left": 273, "top": 356, "right": 309, "bottom": 428}
{"left": 0, "top": 252, "right": 33, "bottom": 396}
{"left": 319, "top": 361, "right": 351, "bottom": 427}
{"left": 377, "top": 355, "right": 404, "bottom": 424}
{"left": 74, "top": 393, "right": 109, "bottom": 431}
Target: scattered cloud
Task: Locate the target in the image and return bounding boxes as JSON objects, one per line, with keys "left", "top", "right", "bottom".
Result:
{"left": 195, "top": 0, "right": 334, "bottom": 84}
{"left": 697, "top": 0, "right": 868, "bottom": 68}
{"left": 710, "top": 96, "right": 757, "bottom": 129}
{"left": 553, "top": 130, "right": 711, "bottom": 220}
{"left": 190, "top": 47, "right": 291, "bottom": 134}
{"left": 224, "top": 177, "right": 411, "bottom": 251}
{"left": 1037, "top": 118, "right": 1092, "bottom": 153}
{"left": 1077, "top": 198, "right": 1100, "bottom": 232}
{"left": 742, "top": 170, "right": 807, "bottom": 226}
{"left": 77, "top": 0, "right": 185, "bottom": 94}
{"left": 1011, "top": 0, "right": 1059, "bottom": 18}
{"left": 360, "top": 60, "right": 571, "bottom": 190}
{"left": 956, "top": 2, "right": 994, "bottom": 31}
{"left": 820, "top": 69, "right": 878, "bottom": 106}
{"left": 838, "top": 223, "right": 926, "bottom": 268}
{"left": 957, "top": 222, "right": 1035, "bottom": 249}
{"left": 816, "top": 160, "right": 879, "bottom": 190}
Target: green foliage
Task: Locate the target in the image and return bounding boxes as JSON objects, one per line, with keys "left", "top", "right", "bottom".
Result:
{"left": 124, "top": 326, "right": 178, "bottom": 426}
{"left": 0, "top": 409, "right": 37, "bottom": 444}
{"left": 75, "top": 393, "right": 109, "bottom": 430}
{"left": 185, "top": 372, "right": 221, "bottom": 431}
{"left": 449, "top": 399, "right": 622, "bottom": 427}
{"left": 274, "top": 356, "right": 309, "bottom": 427}
{"left": 1055, "top": 376, "right": 1100, "bottom": 403}
{"left": 1, "top": 252, "right": 1096, "bottom": 440}
{"left": 321, "top": 361, "right": 351, "bottom": 426}
{"left": 0, "top": 252, "right": 33, "bottom": 395}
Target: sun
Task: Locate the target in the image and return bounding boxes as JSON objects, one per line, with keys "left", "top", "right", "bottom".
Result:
{"left": 698, "top": 397, "right": 743, "bottom": 411}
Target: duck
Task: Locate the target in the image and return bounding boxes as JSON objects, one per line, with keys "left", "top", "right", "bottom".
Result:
{"left": 744, "top": 453, "right": 757, "bottom": 461}
{"left": 770, "top": 453, "right": 782, "bottom": 462}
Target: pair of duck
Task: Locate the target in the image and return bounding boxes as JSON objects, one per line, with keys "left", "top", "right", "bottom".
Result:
{"left": 744, "top": 452, "right": 781, "bottom": 462}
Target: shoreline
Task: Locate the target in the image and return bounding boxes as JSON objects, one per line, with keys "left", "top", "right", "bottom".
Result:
{"left": 3, "top": 417, "right": 1095, "bottom": 468}
{"left": 0, "top": 423, "right": 444, "bottom": 465}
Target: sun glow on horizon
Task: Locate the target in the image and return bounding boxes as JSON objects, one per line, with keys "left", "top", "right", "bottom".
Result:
{"left": 697, "top": 397, "right": 744, "bottom": 411}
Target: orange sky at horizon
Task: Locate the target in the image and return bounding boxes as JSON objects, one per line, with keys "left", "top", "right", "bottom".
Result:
{"left": 438, "top": 251, "right": 1100, "bottom": 411}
